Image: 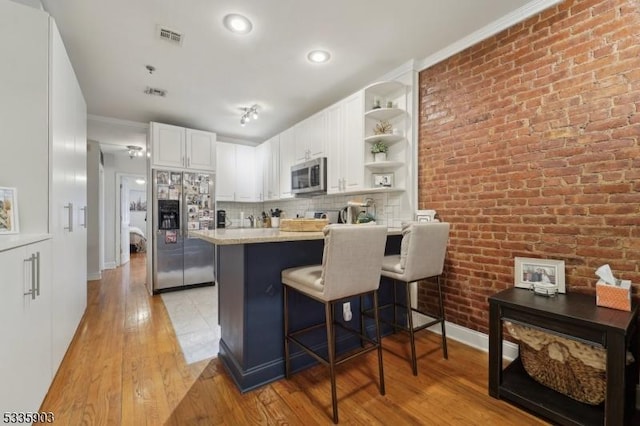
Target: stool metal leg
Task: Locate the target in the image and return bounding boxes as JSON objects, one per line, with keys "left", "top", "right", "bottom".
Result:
{"left": 392, "top": 279, "right": 399, "bottom": 333}
{"left": 326, "top": 301, "right": 338, "bottom": 424}
{"left": 437, "top": 276, "right": 448, "bottom": 359}
{"left": 406, "top": 280, "right": 418, "bottom": 376}
{"left": 283, "top": 285, "right": 291, "bottom": 378}
{"left": 373, "top": 290, "right": 385, "bottom": 395}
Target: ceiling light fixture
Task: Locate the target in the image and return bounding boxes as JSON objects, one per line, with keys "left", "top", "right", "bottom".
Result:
{"left": 223, "top": 14, "right": 253, "bottom": 34}
{"left": 307, "top": 50, "right": 331, "bottom": 63}
{"left": 127, "top": 145, "right": 144, "bottom": 159}
{"left": 240, "top": 105, "right": 259, "bottom": 127}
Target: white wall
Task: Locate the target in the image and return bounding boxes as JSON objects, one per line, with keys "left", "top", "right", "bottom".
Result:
{"left": 103, "top": 152, "right": 146, "bottom": 268}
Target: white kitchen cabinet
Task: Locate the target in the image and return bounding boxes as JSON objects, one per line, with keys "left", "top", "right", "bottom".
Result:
{"left": 0, "top": 2, "right": 87, "bottom": 403}
{"left": 150, "top": 122, "right": 216, "bottom": 171}
{"left": 216, "top": 142, "right": 236, "bottom": 201}
{"left": 236, "top": 144, "right": 258, "bottom": 201}
{"left": 327, "top": 92, "right": 365, "bottom": 194}
{"left": 260, "top": 135, "right": 280, "bottom": 201}
{"left": 294, "top": 110, "right": 326, "bottom": 162}
{"left": 255, "top": 142, "right": 266, "bottom": 201}
{"left": 215, "top": 142, "right": 260, "bottom": 202}
{"left": 0, "top": 239, "right": 52, "bottom": 414}
{"left": 279, "top": 127, "right": 295, "bottom": 199}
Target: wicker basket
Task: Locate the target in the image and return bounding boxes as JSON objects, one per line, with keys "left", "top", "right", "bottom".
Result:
{"left": 506, "top": 322, "right": 606, "bottom": 405}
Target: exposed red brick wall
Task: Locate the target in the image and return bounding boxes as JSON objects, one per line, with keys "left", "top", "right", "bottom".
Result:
{"left": 417, "top": 0, "right": 640, "bottom": 334}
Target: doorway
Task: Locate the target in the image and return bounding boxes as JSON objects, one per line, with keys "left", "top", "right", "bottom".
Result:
{"left": 116, "top": 174, "right": 148, "bottom": 269}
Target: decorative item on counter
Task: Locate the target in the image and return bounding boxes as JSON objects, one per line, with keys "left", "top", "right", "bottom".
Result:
{"left": 373, "top": 120, "right": 393, "bottom": 135}
{"left": 371, "top": 140, "right": 388, "bottom": 162}
{"left": 595, "top": 264, "right": 631, "bottom": 311}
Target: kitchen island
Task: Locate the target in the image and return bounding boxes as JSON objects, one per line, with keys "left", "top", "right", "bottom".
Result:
{"left": 194, "top": 227, "right": 402, "bottom": 392}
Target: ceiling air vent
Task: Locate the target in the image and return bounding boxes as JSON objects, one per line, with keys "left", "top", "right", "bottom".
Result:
{"left": 144, "top": 87, "right": 167, "bottom": 97}
{"left": 157, "top": 26, "right": 183, "bottom": 45}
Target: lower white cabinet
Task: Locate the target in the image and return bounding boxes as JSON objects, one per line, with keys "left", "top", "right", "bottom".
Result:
{"left": 0, "top": 239, "right": 52, "bottom": 414}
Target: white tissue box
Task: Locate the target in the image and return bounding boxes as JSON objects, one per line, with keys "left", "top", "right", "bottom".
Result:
{"left": 596, "top": 279, "right": 631, "bottom": 311}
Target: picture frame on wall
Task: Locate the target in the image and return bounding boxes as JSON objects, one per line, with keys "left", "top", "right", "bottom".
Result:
{"left": 0, "top": 187, "right": 19, "bottom": 234}
{"left": 514, "top": 257, "right": 565, "bottom": 294}
{"left": 372, "top": 172, "right": 394, "bottom": 188}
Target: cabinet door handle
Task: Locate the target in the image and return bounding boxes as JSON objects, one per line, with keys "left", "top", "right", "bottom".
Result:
{"left": 64, "top": 202, "right": 74, "bottom": 232}
{"left": 23, "top": 254, "right": 36, "bottom": 300}
{"left": 35, "top": 251, "right": 41, "bottom": 297}
{"left": 80, "top": 206, "right": 88, "bottom": 229}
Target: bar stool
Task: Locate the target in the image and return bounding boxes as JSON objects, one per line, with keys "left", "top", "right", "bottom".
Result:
{"left": 282, "top": 224, "right": 388, "bottom": 424}
{"left": 379, "top": 221, "right": 450, "bottom": 375}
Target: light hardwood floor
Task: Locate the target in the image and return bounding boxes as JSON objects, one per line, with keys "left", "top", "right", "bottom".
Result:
{"left": 41, "top": 253, "right": 548, "bottom": 425}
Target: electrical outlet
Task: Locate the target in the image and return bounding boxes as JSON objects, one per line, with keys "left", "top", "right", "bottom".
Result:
{"left": 342, "top": 302, "right": 352, "bottom": 321}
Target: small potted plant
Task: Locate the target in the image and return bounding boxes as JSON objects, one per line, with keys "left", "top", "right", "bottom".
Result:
{"left": 371, "top": 140, "right": 388, "bottom": 162}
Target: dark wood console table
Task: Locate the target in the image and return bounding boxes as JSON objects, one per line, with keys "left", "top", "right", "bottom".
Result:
{"left": 489, "top": 288, "right": 638, "bottom": 425}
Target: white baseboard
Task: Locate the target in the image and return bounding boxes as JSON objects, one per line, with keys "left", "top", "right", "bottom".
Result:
{"left": 420, "top": 316, "right": 518, "bottom": 360}
{"left": 103, "top": 261, "right": 116, "bottom": 270}
{"left": 87, "top": 271, "right": 102, "bottom": 281}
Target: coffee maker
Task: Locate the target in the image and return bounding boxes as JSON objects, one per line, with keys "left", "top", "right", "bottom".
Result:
{"left": 216, "top": 210, "right": 226, "bottom": 228}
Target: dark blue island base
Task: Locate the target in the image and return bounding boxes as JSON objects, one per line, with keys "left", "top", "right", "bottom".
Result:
{"left": 217, "top": 236, "right": 402, "bottom": 393}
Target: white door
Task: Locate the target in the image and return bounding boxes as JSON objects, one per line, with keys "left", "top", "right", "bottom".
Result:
{"left": 120, "top": 178, "right": 130, "bottom": 265}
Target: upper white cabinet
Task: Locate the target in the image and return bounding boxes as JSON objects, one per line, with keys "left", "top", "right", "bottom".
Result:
{"left": 294, "top": 110, "right": 326, "bottom": 162}
{"left": 215, "top": 142, "right": 260, "bottom": 202}
{"left": 150, "top": 122, "right": 216, "bottom": 171}
{"left": 236, "top": 144, "right": 259, "bottom": 202}
{"left": 279, "top": 127, "right": 295, "bottom": 199}
{"left": 327, "top": 92, "right": 365, "bottom": 194}
{"left": 0, "top": 238, "right": 52, "bottom": 414}
{"left": 258, "top": 135, "right": 280, "bottom": 201}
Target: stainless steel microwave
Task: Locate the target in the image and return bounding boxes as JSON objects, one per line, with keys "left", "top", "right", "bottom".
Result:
{"left": 291, "top": 157, "right": 327, "bottom": 195}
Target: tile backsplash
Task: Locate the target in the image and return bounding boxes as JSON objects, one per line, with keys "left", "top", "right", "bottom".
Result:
{"left": 217, "top": 192, "right": 412, "bottom": 228}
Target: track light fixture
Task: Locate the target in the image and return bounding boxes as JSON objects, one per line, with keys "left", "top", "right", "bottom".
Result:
{"left": 127, "top": 145, "right": 144, "bottom": 159}
{"left": 240, "top": 105, "right": 259, "bottom": 126}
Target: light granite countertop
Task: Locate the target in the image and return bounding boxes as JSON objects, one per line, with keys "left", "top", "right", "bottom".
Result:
{"left": 192, "top": 226, "right": 402, "bottom": 246}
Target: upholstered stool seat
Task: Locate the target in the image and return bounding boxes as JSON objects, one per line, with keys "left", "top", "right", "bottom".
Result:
{"left": 378, "top": 222, "right": 450, "bottom": 375}
{"left": 282, "top": 224, "right": 388, "bottom": 424}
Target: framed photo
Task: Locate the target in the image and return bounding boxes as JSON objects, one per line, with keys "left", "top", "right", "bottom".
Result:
{"left": 514, "top": 257, "right": 565, "bottom": 293}
{"left": 0, "top": 187, "right": 19, "bottom": 234}
{"left": 372, "top": 173, "right": 394, "bottom": 188}
{"left": 129, "top": 190, "right": 147, "bottom": 211}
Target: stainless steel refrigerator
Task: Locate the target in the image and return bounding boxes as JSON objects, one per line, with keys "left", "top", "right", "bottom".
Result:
{"left": 152, "top": 170, "right": 215, "bottom": 292}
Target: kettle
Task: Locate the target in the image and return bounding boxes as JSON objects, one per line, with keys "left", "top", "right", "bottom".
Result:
{"left": 339, "top": 206, "right": 358, "bottom": 224}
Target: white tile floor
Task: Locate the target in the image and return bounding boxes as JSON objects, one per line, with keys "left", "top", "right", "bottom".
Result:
{"left": 160, "top": 285, "right": 220, "bottom": 364}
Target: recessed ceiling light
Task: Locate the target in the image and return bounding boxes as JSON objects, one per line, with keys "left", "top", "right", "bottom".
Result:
{"left": 307, "top": 50, "right": 331, "bottom": 64}
{"left": 223, "top": 14, "right": 253, "bottom": 34}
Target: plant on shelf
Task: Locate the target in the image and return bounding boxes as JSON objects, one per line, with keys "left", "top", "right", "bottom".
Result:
{"left": 371, "top": 140, "right": 388, "bottom": 162}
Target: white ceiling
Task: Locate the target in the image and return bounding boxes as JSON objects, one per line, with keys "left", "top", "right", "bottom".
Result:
{"left": 39, "top": 0, "right": 548, "bottom": 150}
